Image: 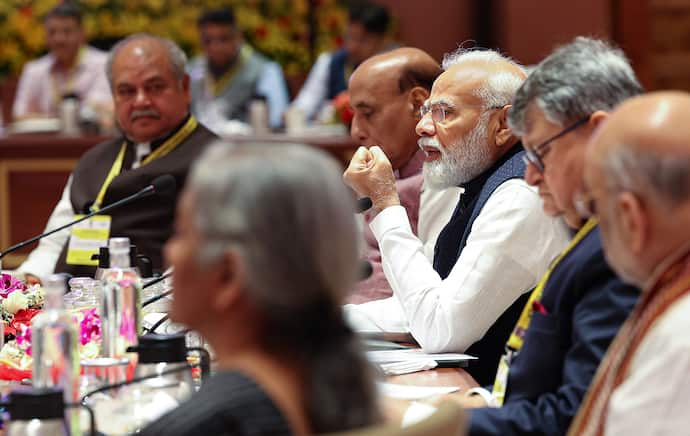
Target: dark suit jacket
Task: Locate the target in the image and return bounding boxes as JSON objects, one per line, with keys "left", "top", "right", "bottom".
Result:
{"left": 468, "top": 226, "right": 639, "bottom": 436}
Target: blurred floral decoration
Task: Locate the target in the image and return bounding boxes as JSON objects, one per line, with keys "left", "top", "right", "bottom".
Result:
{"left": 0, "top": 0, "right": 350, "bottom": 80}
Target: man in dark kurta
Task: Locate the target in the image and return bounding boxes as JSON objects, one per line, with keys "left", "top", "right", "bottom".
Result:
{"left": 18, "top": 34, "right": 217, "bottom": 280}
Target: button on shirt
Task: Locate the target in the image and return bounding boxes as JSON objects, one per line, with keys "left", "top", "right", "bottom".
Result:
{"left": 344, "top": 179, "right": 571, "bottom": 353}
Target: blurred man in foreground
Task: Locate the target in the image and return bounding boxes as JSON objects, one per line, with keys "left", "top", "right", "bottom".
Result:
{"left": 344, "top": 48, "right": 569, "bottom": 385}
{"left": 347, "top": 47, "right": 459, "bottom": 303}
{"left": 570, "top": 91, "right": 690, "bottom": 435}
{"left": 140, "top": 143, "right": 380, "bottom": 435}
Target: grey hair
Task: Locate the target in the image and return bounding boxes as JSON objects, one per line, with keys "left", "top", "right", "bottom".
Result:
{"left": 186, "top": 142, "right": 380, "bottom": 432}
{"left": 509, "top": 36, "right": 643, "bottom": 136}
{"left": 106, "top": 33, "right": 188, "bottom": 87}
{"left": 603, "top": 143, "right": 690, "bottom": 208}
{"left": 441, "top": 48, "right": 526, "bottom": 110}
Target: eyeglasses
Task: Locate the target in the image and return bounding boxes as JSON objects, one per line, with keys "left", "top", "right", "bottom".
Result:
{"left": 522, "top": 116, "right": 590, "bottom": 172}
{"left": 419, "top": 102, "right": 453, "bottom": 124}
{"left": 420, "top": 101, "right": 505, "bottom": 125}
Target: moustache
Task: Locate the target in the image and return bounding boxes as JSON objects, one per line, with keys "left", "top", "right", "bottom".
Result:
{"left": 130, "top": 109, "right": 161, "bottom": 121}
{"left": 417, "top": 137, "right": 443, "bottom": 151}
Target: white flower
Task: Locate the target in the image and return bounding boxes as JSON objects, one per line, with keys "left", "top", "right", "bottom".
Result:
{"left": 2, "top": 291, "right": 28, "bottom": 315}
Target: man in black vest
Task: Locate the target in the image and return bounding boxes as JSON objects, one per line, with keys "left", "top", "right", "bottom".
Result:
{"left": 18, "top": 34, "right": 218, "bottom": 281}
{"left": 344, "top": 48, "right": 570, "bottom": 385}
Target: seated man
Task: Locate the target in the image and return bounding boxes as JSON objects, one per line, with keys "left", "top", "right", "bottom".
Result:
{"left": 188, "top": 8, "right": 289, "bottom": 131}
{"left": 458, "top": 37, "right": 641, "bottom": 436}
{"left": 347, "top": 47, "right": 460, "bottom": 303}
{"left": 17, "top": 34, "right": 218, "bottom": 281}
{"left": 570, "top": 92, "right": 690, "bottom": 435}
{"left": 12, "top": 2, "right": 112, "bottom": 122}
{"left": 344, "top": 48, "right": 570, "bottom": 385}
{"left": 140, "top": 143, "right": 381, "bottom": 435}
{"left": 292, "top": 0, "right": 391, "bottom": 121}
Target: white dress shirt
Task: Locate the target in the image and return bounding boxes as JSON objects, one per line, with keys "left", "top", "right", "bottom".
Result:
{"left": 345, "top": 179, "right": 571, "bottom": 353}
{"left": 604, "top": 293, "right": 690, "bottom": 435}
{"left": 16, "top": 177, "right": 74, "bottom": 278}
{"left": 16, "top": 142, "right": 153, "bottom": 278}
{"left": 291, "top": 52, "right": 332, "bottom": 121}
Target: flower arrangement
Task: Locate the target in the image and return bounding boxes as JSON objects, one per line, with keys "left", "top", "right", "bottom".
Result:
{"left": 0, "top": 273, "right": 101, "bottom": 378}
{"left": 0, "top": 0, "right": 349, "bottom": 79}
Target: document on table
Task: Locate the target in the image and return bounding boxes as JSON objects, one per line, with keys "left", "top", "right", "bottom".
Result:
{"left": 367, "top": 349, "right": 477, "bottom": 365}
{"left": 377, "top": 382, "right": 461, "bottom": 400}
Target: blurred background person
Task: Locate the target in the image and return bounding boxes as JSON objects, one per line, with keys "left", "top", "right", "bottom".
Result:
{"left": 141, "top": 143, "right": 381, "bottom": 435}
{"left": 12, "top": 2, "right": 112, "bottom": 124}
{"left": 188, "top": 8, "right": 289, "bottom": 132}
{"left": 292, "top": 0, "right": 392, "bottom": 122}
{"left": 571, "top": 91, "right": 690, "bottom": 436}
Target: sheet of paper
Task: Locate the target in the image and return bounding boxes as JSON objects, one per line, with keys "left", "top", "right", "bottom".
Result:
{"left": 367, "top": 349, "right": 477, "bottom": 364}
{"left": 377, "top": 382, "right": 460, "bottom": 400}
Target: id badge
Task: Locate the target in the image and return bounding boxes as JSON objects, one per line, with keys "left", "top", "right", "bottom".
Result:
{"left": 491, "top": 351, "right": 513, "bottom": 407}
{"left": 66, "top": 215, "right": 111, "bottom": 266}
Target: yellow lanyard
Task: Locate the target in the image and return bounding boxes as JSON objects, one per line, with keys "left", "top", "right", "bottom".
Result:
{"left": 506, "top": 218, "right": 598, "bottom": 351}
{"left": 90, "top": 116, "right": 198, "bottom": 212}
{"left": 206, "top": 45, "right": 252, "bottom": 97}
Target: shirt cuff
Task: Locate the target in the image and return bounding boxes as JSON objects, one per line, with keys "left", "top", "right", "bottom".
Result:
{"left": 466, "top": 387, "right": 498, "bottom": 407}
{"left": 370, "top": 205, "right": 412, "bottom": 242}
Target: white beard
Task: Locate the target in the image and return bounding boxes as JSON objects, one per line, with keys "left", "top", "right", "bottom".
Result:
{"left": 422, "top": 111, "right": 493, "bottom": 189}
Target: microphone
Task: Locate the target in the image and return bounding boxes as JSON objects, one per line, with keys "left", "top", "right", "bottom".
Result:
{"left": 359, "top": 260, "right": 373, "bottom": 280}
{"left": 0, "top": 175, "right": 177, "bottom": 260}
{"left": 356, "top": 197, "right": 373, "bottom": 213}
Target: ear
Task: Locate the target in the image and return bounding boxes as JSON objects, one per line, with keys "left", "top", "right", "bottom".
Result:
{"left": 616, "top": 191, "right": 647, "bottom": 254}
{"left": 493, "top": 105, "right": 514, "bottom": 148}
{"left": 212, "top": 250, "right": 246, "bottom": 312}
{"left": 408, "top": 86, "right": 428, "bottom": 120}
{"left": 588, "top": 110, "right": 609, "bottom": 129}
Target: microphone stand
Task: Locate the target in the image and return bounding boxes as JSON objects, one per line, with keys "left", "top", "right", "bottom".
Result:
{"left": 0, "top": 186, "right": 155, "bottom": 262}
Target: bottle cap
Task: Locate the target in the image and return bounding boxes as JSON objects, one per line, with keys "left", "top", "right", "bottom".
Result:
{"left": 7, "top": 387, "right": 65, "bottom": 420}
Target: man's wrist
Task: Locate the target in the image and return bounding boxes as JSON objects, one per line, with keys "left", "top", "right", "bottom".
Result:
{"left": 371, "top": 195, "right": 401, "bottom": 214}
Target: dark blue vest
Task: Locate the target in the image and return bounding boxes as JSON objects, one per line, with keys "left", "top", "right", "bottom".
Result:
{"left": 326, "top": 49, "right": 349, "bottom": 100}
{"left": 432, "top": 145, "right": 530, "bottom": 386}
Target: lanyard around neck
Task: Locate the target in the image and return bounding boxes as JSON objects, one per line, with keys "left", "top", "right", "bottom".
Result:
{"left": 90, "top": 116, "right": 198, "bottom": 212}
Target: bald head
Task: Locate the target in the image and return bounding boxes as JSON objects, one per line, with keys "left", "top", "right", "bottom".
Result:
{"left": 351, "top": 47, "right": 441, "bottom": 95}
{"left": 106, "top": 33, "right": 188, "bottom": 87}
{"left": 348, "top": 47, "right": 440, "bottom": 170}
{"left": 585, "top": 91, "right": 690, "bottom": 286}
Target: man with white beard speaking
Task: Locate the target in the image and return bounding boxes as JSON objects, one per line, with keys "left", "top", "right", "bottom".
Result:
{"left": 343, "top": 48, "right": 569, "bottom": 385}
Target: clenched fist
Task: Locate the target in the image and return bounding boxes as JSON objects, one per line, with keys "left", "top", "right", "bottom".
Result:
{"left": 343, "top": 146, "right": 400, "bottom": 213}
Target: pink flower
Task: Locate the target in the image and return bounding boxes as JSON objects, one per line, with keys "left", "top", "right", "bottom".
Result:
{"left": 79, "top": 308, "right": 101, "bottom": 346}
{"left": 0, "top": 273, "right": 26, "bottom": 298}
{"left": 16, "top": 324, "right": 32, "bottom": 356}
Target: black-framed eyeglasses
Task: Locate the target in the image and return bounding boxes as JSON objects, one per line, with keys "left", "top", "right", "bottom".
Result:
{"left": 523, "top": 116, "right": 590, "bottom": 172}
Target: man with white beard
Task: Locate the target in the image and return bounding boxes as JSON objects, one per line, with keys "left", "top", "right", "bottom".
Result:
{"left": 344, "top": 49, "right": 570, "bottom": 385}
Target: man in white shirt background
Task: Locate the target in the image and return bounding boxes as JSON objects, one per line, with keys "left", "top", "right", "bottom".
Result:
{"left": 343, "top": 48, "right": 570, "bottom": 385}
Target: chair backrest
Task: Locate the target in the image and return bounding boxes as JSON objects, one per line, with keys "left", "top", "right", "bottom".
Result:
{"left": 321, "top": 401, "right": 466, "bottom": 436}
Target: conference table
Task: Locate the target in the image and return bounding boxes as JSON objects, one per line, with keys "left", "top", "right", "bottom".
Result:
{"left": 0, "top": 131, "right": 358, "bottom": 268}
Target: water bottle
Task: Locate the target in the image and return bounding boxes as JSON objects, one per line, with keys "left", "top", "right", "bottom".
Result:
{"left": 99, "top": 237, "right": 142, "bottom": 359}
{"left": 31, "top": 275, "right": 80, "bottom": 409}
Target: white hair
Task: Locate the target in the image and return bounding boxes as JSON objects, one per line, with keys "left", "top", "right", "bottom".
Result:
{"left": 441, "top": 48, "right": 526, "bottom": 110}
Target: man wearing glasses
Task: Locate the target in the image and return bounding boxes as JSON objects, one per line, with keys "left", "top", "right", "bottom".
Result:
{"left": 462, "top": 37, "right": 641, "bottom": 436}
{"left": 344, "top": 47, "right": 570, "bottom": 385}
